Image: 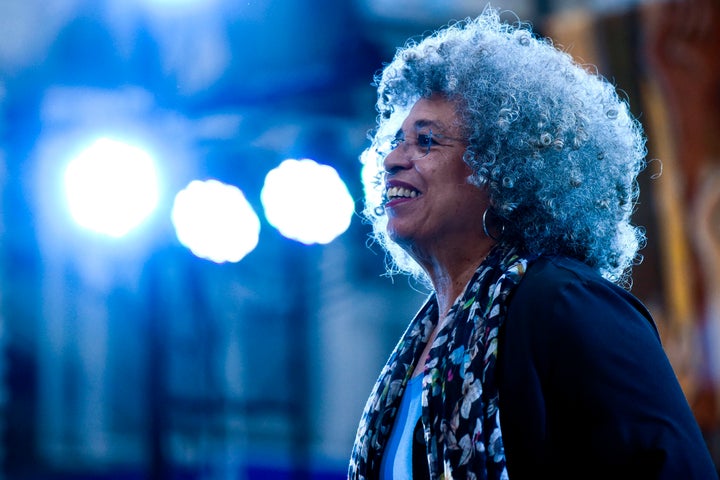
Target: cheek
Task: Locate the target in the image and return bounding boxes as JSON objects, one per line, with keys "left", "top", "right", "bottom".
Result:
{"left": 432, "top": 153, "right": 473, "bottom": 182}
{"left": 453, "top": 183, "right": 489, "bottom": 216}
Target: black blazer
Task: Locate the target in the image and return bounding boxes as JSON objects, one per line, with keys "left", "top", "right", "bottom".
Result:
{"left": 497, "top": 256, "right": 718, "bottom": 479}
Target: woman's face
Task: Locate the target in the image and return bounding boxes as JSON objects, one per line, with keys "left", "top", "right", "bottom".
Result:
{"left": 382, "top": 95, "right": 490, "bottom": 260}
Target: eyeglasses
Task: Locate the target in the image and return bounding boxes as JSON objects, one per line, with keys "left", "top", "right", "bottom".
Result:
{"left": 376, "top": 129, "right": 464, "bottom": 160}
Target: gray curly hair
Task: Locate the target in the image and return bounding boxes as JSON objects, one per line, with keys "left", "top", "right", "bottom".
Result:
{"left": 361, "top": 7, "right": 647, "bottom": 285}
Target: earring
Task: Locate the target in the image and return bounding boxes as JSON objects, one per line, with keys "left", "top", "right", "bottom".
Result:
{"left": 482, "top": 208, "right": 505, "bottom": 241}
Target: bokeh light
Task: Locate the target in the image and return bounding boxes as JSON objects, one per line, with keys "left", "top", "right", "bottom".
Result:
{"left": 261, "top": 158, "right": 355, "bottom": 245}
{"left": 171, "top": 179, "right": 260, "bottom": 263}
{"left": 64, "top": 137, "right": 159, "bottom": 238}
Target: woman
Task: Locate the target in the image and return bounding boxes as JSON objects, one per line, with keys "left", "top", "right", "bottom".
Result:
{"left": 349, "top": 8, "right": 717, "bottom": 480}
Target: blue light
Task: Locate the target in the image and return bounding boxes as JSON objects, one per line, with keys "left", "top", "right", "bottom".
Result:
{"left": 261, "top": 158, "right": 355, "bottom": 245}
{"left": 64, "top": 137, "right": 159, "bottom": 238}
{"left": 171, "top": 179, "right": 260, "bottom": 263}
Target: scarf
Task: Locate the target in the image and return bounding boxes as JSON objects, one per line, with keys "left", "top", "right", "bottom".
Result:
{"left": 348, "top": 245, "right": 531, "bottom": 479}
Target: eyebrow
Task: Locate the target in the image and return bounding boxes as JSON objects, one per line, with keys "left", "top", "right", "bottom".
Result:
{"left": 394, "top": 120, "right": 449, "bottom": 137}
{"left": 394, "top": 120, "right": 466, "bottom": 144}
{"left": 413, "top": 119, "right": 447, "bottom": 131}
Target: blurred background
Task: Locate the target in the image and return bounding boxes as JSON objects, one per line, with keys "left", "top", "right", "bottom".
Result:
{"left": 0, "top": 0, "right": 718, "bottom": 478}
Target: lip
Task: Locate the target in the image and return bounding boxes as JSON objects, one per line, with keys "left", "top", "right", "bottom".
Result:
{"left": 384, "top": 179, "right": 422, "bottom": 209}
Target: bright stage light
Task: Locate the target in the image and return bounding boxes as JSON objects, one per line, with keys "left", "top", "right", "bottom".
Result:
{"left": 171, "top": 179, "right": 260, "bottom": 263}
{"left": 64, "top": 138, "right": 159, "bottom": 238}
{"left": 261, "top": 158, "right": 355, "bottom": 245}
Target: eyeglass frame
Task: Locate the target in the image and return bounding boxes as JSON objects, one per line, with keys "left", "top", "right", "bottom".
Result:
{"left": 375, "top": 128, "right": 466, "bottom": 160}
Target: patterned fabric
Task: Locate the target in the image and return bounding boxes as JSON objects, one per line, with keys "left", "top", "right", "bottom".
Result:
{"left": 348, "top": 245, "right": 532, "bottom": 480}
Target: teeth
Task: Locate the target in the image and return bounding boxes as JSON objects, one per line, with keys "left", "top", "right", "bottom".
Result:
{"left": 386, "top": 186, "right": 419, "bottom": 200}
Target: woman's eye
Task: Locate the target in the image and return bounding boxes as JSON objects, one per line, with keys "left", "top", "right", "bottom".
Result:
{"left": 417, "top": 133, "right": 434, "bottom": 148}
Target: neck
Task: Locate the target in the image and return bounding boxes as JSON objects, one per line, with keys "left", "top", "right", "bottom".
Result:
{"left": 413, "top": 241, "right": 496, "bottom": 317}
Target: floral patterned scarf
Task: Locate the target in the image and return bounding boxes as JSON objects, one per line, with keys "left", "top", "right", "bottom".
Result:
{"left": 348, "top": 245, "right": 531, "bottom": 480}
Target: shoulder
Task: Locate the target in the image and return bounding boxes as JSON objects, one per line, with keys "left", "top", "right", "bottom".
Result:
{"left": 502, "top": 255, "right": 662, "bottom": 381}
{"left": 509, "top": 255, "right": 657, "bottom": 338}
{"left": 515, "top": 255, "right": 644, "bottom": 307}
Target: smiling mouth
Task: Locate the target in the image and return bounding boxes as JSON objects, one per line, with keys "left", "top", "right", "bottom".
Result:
{"left": 385, "top": 186, "right": 420, "bottom": 202}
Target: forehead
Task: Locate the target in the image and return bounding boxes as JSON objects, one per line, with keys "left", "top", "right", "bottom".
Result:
{"left": 400, "top": 95, "right": 461, "bottom": 134}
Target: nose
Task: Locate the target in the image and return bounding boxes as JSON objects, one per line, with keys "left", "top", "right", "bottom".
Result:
{"left": 382, "top": 144, "right": 413, "bottom": 175}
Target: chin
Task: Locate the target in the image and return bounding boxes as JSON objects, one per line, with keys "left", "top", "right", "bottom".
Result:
{"left": 386, "top": 227, "right": 413, "bottom": 248}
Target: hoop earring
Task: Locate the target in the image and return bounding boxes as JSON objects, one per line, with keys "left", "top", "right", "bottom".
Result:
{"left": 482, "top": 208, "right": 505, "bottom": 241}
